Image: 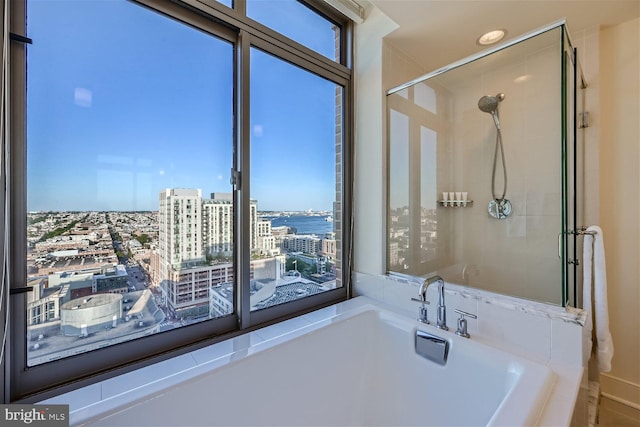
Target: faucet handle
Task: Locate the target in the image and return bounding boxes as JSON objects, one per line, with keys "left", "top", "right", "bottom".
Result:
{"left": 454, "top": 309, "right": 477, "bottom": 338}
{"left": 411, "top": 297, "right": 431, "bottom": 324}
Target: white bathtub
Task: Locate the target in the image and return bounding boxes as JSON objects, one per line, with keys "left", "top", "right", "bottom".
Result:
{"left": 81, "top": 302, "right": 555, "bottom": 426}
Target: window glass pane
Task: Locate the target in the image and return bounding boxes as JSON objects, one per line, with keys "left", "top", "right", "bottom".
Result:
{"left": 249, "top": 48, "right": 342, "bottom": 311}
{"left": 216, "top": 0, "right": 233, "bottom": 8}
{"left": 26, "top": 0, "right": 233, "bottom": 366}
{"left": 247, "top": 0, "right": 340, "bottom": 61}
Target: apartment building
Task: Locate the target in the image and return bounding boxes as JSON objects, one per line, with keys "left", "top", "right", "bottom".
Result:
{"left": 157, "top": 190, "right": 263, "bottom": 318}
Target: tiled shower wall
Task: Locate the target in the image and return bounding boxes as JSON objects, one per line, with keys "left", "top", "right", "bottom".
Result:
{"left": 447, "top": 34, "right": 563, "bottom": 303}
{"left": 385, "top": 28, "right": 567, "bottom": 305}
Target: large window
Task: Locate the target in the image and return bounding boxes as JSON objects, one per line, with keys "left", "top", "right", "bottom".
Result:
{"left": 25, "top": 0, "right": 234, "bottom": 367}
{"left": 249, "top": 47, "right": 342, "bottom": 312}
{"left": 8, "top": 0, "right": 352, "bottom": 401}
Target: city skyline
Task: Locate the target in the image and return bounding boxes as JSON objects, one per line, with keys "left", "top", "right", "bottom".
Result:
{"left": 26, "top": 0, "right": 338, "bottom": 213}
{"left": 26, "top": 188, "right": 337, "bottom": 364}
{"left": 27, "top": 207, "right": 333, "bottom": 213}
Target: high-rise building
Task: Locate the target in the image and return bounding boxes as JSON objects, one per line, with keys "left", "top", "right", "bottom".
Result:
{"left": 156, "top": 189, "right": 264, "bottom": 318}
{"left": 158, "top": 189, "right": 205, "bottom": 316}
{"left": 158, "top": 188, "right": 204, "bottom": 270}
{"left": 256, "top": 219, "right": 277, "bottom": 253}
{"left": 201, "top": 193, "right": 259, "bottom": 256}
{"left": 281, "top": 235, "right": 322, "bottom": 254}
{"left": 202, "top": 195, "right": 233, "bottom": 255}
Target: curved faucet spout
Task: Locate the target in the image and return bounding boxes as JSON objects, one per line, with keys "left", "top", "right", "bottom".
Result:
{"left": 421, "top": 275, "right": 448, "bottom": 331}
{"left": 419, "top": 275, "right": 442, "bottom": 298}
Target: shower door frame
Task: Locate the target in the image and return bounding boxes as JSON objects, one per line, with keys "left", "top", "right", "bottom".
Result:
{"left": 562, "top": 24, "right": 588, "bottom": 308}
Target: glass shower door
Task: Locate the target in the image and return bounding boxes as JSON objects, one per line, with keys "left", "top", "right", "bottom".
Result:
{"left": 386, "top": 24, "right": 584, "bottom": 306}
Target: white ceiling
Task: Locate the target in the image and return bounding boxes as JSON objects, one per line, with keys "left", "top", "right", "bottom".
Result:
{"left": 368, "top": 0, "right": 640, "bottom": 72}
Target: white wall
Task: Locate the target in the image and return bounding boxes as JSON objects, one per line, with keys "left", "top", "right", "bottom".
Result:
{"left": 598, "top": 17, "right": 640, "bottom": 409}
{"left": 571, "top": 26, "right": 601, "bottom": 229}
{"left": 352, "top": 4, "right": 397, "bottom": 275}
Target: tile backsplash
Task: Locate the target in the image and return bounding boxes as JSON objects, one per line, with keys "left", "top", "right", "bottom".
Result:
{"left": 353, "top": 271, "right": 587, "bottom": 366}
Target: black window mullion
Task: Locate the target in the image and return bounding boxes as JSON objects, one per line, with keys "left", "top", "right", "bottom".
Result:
{"left": 8, "top": 0, "right": 29, "bottom": 404}
{"left": 178, "top": 0, "right": 351, "bottom": 80}
{"left": 248, "top": 26, "right": 350, "bottom": 81}
{"left": 235, "top": 29, "right": 252, "bottom": 329}
{"left": 134, "top": 0, "right": 237, "bottom": 43}
{"left": 250, "top": 36, "right": 349, "bottom": 88}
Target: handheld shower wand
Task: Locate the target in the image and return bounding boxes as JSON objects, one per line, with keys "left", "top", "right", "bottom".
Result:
{"left": 477, "top": 93, "right": 505, "bottom": 130}
{"left": 478, "top": 93, "right": 511, "bottom": 219}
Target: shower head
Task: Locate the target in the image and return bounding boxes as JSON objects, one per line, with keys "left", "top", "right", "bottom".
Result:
{"left": 477, "top": 93, "right": 505, "bottom": 114}
{"left": 478, "top": 93, "right": 505, "bottom": 129}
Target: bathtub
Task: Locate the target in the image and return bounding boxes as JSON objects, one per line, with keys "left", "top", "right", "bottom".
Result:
{"left": 80, "top": 301, "right": 555, "bottom": 426}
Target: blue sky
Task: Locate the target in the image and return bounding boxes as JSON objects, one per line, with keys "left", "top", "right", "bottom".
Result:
{"left": 27, "top": 0, "right": 338, "bottom": 212}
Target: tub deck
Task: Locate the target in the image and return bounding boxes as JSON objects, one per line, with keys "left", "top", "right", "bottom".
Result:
{"left": 74, "top": 299, "right": 555, "bottom": 426}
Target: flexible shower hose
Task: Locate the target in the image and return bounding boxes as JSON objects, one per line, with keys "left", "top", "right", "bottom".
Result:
{"left": 491, "top": 110, "right": 508, "bottom": 201}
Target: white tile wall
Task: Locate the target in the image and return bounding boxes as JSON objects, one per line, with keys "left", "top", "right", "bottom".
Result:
{"left": 355, "top": 272, "right": 588, "bottom": 426}
{"left": 383, "top": 28, "right": 566, "bottom": 303}
{"left": 353, "top": 272, "right": 586, "bottom": 366}
{"left": 551, "top": 317, "right": 587, "bottom": 365}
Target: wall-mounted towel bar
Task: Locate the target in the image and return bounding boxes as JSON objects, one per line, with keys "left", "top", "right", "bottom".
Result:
{"left": 558, "top": 227, "right": 599, "bottom": 263}
{"left": 567, "top": 227, "right": 598, "bottom": 236}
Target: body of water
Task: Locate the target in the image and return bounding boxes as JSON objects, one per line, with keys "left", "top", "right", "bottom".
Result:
{"left": 267, "top": 215, "right": 334, "bottom": 235}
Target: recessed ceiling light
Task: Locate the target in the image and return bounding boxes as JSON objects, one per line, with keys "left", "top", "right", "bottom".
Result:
{"left": 477, "top": 29, "right": 507, "bottom": 46}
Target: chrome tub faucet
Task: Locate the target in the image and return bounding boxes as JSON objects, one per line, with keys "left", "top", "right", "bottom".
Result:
{"left": 411, "top": 275, "right": 448, "bottom": 329}
{"left": 424, "top": 275, "right": 448, "bottom": 331}
{"left": 411, "top": 285, "right": 430, "bottom": 324}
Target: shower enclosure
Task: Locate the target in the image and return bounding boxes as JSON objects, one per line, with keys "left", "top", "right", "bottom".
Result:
{"left": 386, "top": 20, "right": 585, "bottom": 306}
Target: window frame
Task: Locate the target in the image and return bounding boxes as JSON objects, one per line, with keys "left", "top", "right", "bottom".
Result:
{"left": 7, "top": 0, "right": 353, "bottom": 402}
